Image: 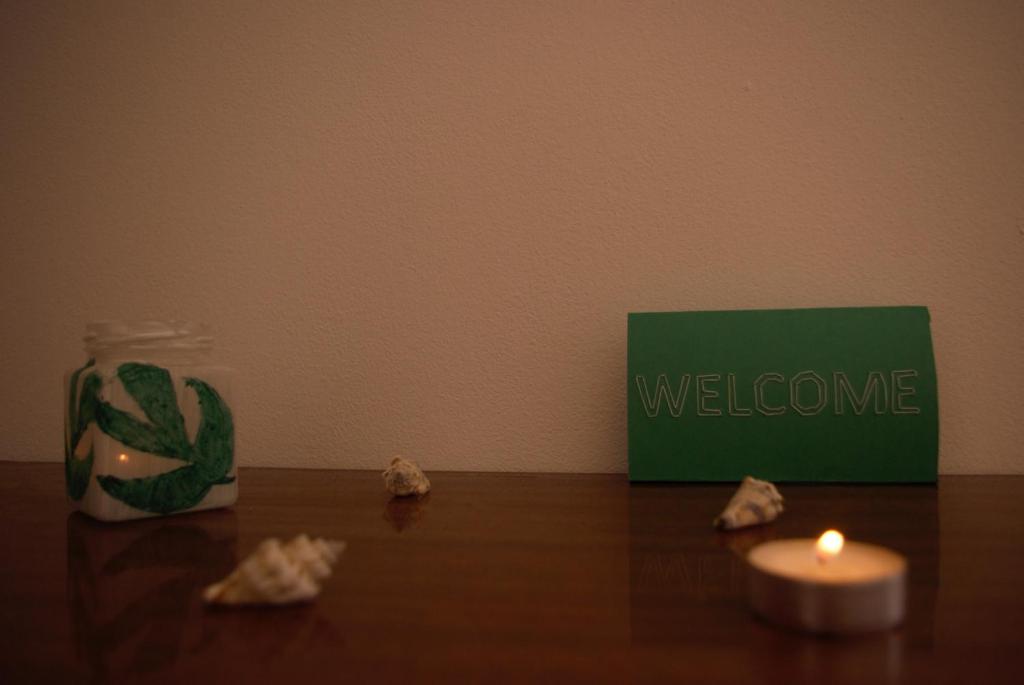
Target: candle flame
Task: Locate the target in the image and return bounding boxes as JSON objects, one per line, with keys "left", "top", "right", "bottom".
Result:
{"left": 816, "top": 529, "right": 844, "bottom": 563}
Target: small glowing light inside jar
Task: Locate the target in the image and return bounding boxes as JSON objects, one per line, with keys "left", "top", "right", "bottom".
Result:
{"left": 118, "top": 453, "right": 128, "bottom": 463}
{"left": 816, "top": 529, "right": 845, "bottom": 564}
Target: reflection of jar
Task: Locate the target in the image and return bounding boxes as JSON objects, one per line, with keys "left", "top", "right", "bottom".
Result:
{"left": 64, "top": 321, "right": 237, "bottom": 521}
{"left": 66, "top": 511, "right": 239, "bottom": 677}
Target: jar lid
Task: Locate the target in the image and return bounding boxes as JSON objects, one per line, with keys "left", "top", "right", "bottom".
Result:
{"left": 84, "top": 320, "right": 213, "bottom": 355}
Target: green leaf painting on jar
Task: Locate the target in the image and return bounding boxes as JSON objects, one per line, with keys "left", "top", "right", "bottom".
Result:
{"left": 94, "top": 362, "right": 235, "bottom": 514}
{"left": 64, "top": 358, "right": 100, "bottom": 500}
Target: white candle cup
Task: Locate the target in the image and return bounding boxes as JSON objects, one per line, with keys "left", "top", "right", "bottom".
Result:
{"left": 746, "top": 538, "right": 907, "bottom": 634}
{"left": 63, "top": 321, "right": 237, "bottom": 522}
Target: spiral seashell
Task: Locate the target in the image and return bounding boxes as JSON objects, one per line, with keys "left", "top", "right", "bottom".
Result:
{"left": 382, "top": 456, "right": 431, "bottom": 497}
{"left": 203, "top": 534, "right": 346, "bottom": 606}
{"left": 714, "top": 476, "right": 784, "bottom": 530}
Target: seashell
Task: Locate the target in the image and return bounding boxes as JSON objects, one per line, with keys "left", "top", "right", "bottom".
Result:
{"left": 714, "top": 476, "right": 784, "bottom": 530}
{"left": 203, "top": 534, "right": 346, "bottom": 606}
{"left": 382, "top": 456, "right": 431, "bottom": 497}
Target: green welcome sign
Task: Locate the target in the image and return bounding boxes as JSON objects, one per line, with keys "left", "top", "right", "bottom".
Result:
{"left": 627, "top": 307, "right": 938, "bottom": 482}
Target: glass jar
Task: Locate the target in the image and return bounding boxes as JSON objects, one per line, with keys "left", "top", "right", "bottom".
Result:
{"left": 64, "top": 321, "right": 237, "bottom": 521}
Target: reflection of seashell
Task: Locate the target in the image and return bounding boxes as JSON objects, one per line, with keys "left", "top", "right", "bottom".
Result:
{"left": 714, "top": 476, "right": 784, "bottom": 530}
{"left": 384, "top": 493, "right": 430, "bottom": 532}
{"left": 203, "top": 534, "right": 345, "bottom": 606}
{"left": 714, "top": 523, "right": 776, "bottom": 558}
{"left": 382, "top": 456, "right": 431, "bottom": 497}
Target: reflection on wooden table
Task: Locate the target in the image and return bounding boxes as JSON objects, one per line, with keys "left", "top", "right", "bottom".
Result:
{"left": 0, "top": 464, "right": 1020, "bottom": 684}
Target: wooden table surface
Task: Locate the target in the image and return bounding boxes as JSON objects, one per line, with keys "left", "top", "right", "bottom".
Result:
{"left": 1, "top": 463, "right": 1021, "bottom": 684}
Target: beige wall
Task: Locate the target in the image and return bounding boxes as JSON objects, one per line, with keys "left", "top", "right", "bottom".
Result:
{"left": 2, "top": 1, "right": 1022, "bottom": 473}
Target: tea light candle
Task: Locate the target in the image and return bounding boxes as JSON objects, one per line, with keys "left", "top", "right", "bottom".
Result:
{"left": 746, "top": 530, "right": 906, "bottom": 634}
